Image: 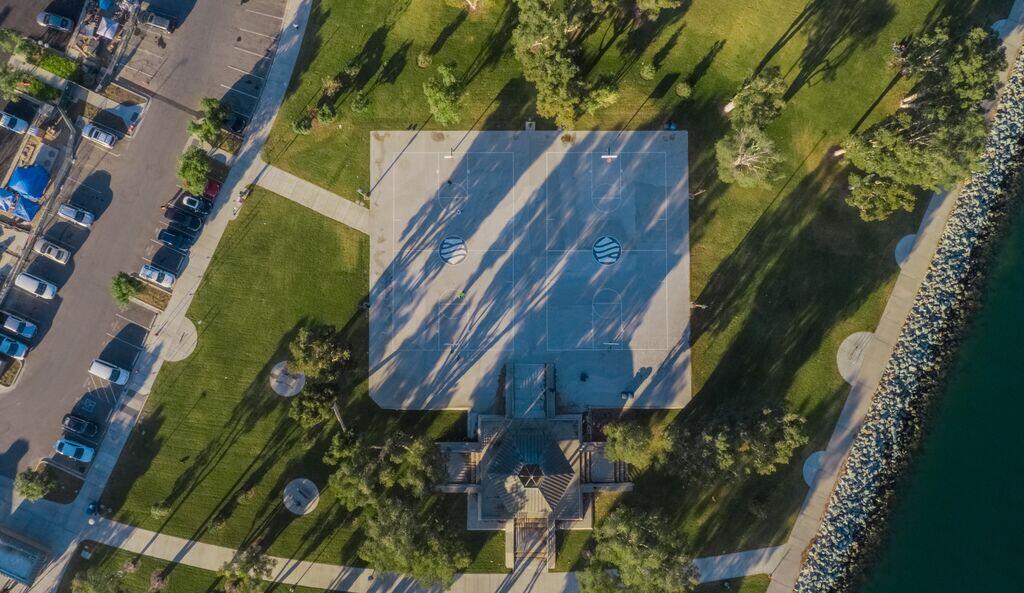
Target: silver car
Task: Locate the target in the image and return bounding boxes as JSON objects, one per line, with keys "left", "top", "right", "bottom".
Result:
{"left": 34, "top": 238, "right": 70, "bottom": 265}
{"left": 57, "top": 203, "right": 95, "bottom": 228}
{"left": 139, "top": 264, "right": 175, "bottom": 289}
{"left": 36, "top": 12, "right": 74, "bottom": 32}
{"left": 14, "top": 273, "right": 57, "bottom": 299}
{"left": 89, "top": 359, "right": 130, "bottom": 385}
{"left": 81, "top": 123, "right": 117, "bottom": 148}
{"left": 0, "top": 113, "right": 29, "bottom": 134}
{"left": 0, "top": 311, "right": 37, "bottom": 340}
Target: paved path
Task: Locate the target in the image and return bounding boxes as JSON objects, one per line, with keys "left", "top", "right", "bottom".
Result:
{"left": 250, "top": 157, "right": 370, "bottom": 233}
{"left": 764, "top": 11, "right": 1024, "bottom": 593}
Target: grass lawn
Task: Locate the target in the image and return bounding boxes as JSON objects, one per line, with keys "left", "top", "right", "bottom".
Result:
{"left": 264, "top": 0, "right": 1011, "bottom": 565}
{"left": 697, "top": 575, "right": 771, "bottom": 593}
{"left": 102, "top": 189, "right": 504, "bottom": 572}
{"left": 57, "top": 543, "right": 329, "bottom": 593}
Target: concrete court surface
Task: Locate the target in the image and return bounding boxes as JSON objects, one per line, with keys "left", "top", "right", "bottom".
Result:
{"left": 369, "top": 130, "right": 691, "bottom": 412}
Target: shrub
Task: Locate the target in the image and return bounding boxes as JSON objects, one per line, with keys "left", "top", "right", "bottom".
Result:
{"left": 149, "top": 501, "right": 170, "bottom": 519}
{"left": 148, "top": 571, "right": 168, "bottom": 593}
{"left": 343, "top": 64, "right": 360, "bottom": 79}
{"left": 350, "top": 92, "right": 370, "bottom": 114}
{"left": 422, "top": 64, "right": 462, "bottom": 126}
{"left": 639, "top": 62, "right": 657, "bottom": 81}
{"left": 715, "top": 125, "right": 783, "bottom": 187}
{"left": 177, "top": 146, "right": 211, "bottom": 194}
{"left": 291, "top": 113, "right": 312, "bottom": 135}
{"left": 321, "top": 76, "right": 341, "bottom": 98}
{"left": 674, "top": 81, "right": 692, "bottom": 98}
{"left": 417, "top": 51, "right": 432, "bottom": 69}
{"left": 15, "top": 466, "right": 55, "bottom": 501}
{"left": 110, "top": 272, "right": 142, "bottom": 308}
{"left": 317, "top": 102, "right": 337, "bottom": 124}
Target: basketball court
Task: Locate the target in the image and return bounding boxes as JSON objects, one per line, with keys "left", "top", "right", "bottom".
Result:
{"left": 369, "top": 131, "right": 691, "bottom": 411}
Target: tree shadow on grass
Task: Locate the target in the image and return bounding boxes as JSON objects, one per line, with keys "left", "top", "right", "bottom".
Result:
{"left": 430, "top": 10, "right": 468, "bottom": 56}
{"left": 101, "top": 406, "right": 167, "bottom": 521}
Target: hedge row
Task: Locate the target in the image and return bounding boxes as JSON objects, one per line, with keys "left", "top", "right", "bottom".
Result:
{"left": 794, "top": 50, "right": 1024, "bottom": 592}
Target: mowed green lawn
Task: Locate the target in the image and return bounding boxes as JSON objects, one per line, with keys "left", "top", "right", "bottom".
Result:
{"left": 102, "top": 189, "right": 505, "bottom": 571}
{"left": 265, "top": 0, "right": 1011, "bottom": 562}
{"left": 58, "top": 544, "right": 328, "bottom": 593}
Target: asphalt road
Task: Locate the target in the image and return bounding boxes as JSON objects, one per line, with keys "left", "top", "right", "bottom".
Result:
{"left": 0, "top": 0, "right": 287, "bottom": 478}
{"left": 0, "top": 0, "right": 84, "bottom": 52}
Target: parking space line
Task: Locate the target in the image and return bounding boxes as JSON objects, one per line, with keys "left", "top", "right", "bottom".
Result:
{"left": 64, "top": 178, "right": 107, "bottom": 194}
{"left": 245, "top": 8, "right": 283, "bottom": 19}
{"left": 133, "top": 46, "right": 164, "bottom": 57}
{"left": 105, "top": 332, "right": 146, "bottom": 352}
{"left": 220, "top": 84, "right": 261, "bottom": 100}
{"left": 238, "top": 27, "right": 277, "bottom": 39}
{"left": 233, "top": 46, "right": 270, "bottom": 58}
{"left": 227, "top": 64, "right": 265, "bottom": 79}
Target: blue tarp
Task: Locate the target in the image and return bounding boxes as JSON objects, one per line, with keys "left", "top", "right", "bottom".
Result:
{"left": 99, "top": 0, "right": 114, "bottom": 10}
{"left": 13, "top": 197, "right": 40, "bottom": 222}
{"left": 7, "top": 166, "right": 49, "bottom": 201}
{"left": 0, "top": 189, "right": 14, "bottom": 213}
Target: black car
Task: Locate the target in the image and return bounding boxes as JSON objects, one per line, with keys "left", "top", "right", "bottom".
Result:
{"left": 163, "top": 207, "right": 202, "bottom": 233}
{"left": 62, "top": 414, "right": 99, "bottom": 438}
{"left": 158, "top": 228, "right": 192, "bottom": 251}
{"left": 179, "top": 194, "right": 212, "bottom": 216}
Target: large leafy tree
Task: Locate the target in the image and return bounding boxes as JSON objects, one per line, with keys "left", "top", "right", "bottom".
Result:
{"left": 187, "top": 98, "right": 230, "bottom": 145}
{"left": 324, "top": 430, "right": 380, "bottom": 511}
{"left": 423, "top": 63, "right": 463, "bottom": 126}
{"left": 379, "top": 433, "right": 444, "bottom": 497}
{"left": 603, "top": 421, "right": 674, "bottom": 471}
{"left": 582, "top": 508, "right": 699, "bottom": 593}
{"left": 636, "top": 0, "right": 684, "bottom": 20}
{"left": 15, "top": 466, "right": 56, "bottom": 501}
{"left": 735, "top": 408, "right": 808, "bottom": 476}
{"left": 715, "top": 125, "right": 783, "bottom": 188}
{"left": 288, "top": 325, "right": 349, "bottom": 380}
{"left": 177, "top": 147, "right": 211, "bottom": 194}
{"left": 288, "top": 381, "right": 337, "bottom": 428}
{"left": 219, "top": 546, "right": 273, "bottom": 593}
{"left": 359, "top": 502, "right": 470, "bottom": 588}
{"left": 845, "top": 172, "right": 915, "bottom": 221}
{"left": 512, "top": 0, "right": 585, "bottom": 127}
{"left": 729, "top": 66, "right": 787, "bottom": 127}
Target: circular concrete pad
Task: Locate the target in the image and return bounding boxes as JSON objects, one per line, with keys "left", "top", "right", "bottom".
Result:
{"left": 803, "top": 451, "right": 825, "bottom": 486}
{"left": 894, "top": 234, "right": 916, "bottom": 268}
{"left": 837, "top": 331, "right": 873, "bottom": 384}
{"left": 283, "top": 478, "right": 319, "bottom": 515}
{"left": 162, "top": 318, "right": 198, "bottom": 363}
{"left": 270, "top": 361, "right": 305, "bottom": 397}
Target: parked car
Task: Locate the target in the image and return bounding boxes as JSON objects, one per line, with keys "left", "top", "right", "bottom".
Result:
{"left": 0, "top": 311, "right": 37, "bottom": 340}
{"left": 163, "top": 208, "right": 202, "bottom": 233}
{"left": 62, "top": 414, "right": 100, "bottom": 438}
{"left": 81, "top": 123, "right": 117, "bottom": 148}
{"left": 0, "top": 336, "right": 27, "bottom": 360}
{"left": 57, "top": 203, "right": 96, "bottom": 228}
{"left": 14, "top": 273, "right": 57, "bottom": 299}
{"left": 36, "top": 12, "right": 74, "bottom": 32}
{"left": 54, "top": 438, "right": 95, "bottom": 463}
{"left": 139, "top": 264, "right": 175, "bottom": 289}
{"left": 140, "top": 10, "right": 174, "bottom": 32}
{"left": 157, "top": 228, "right": 192, "bottom": 251}
{"left": 89, "top": 359, "right": 129, "bottom": 385}
{"left": 33, "top": 238, "right": 70, "bottom": 265}
{"left": 179, "top": 194, "right": 212, "bottom": 216}
{"left": 0, "top": 112, "right": 29, "bottom": 134}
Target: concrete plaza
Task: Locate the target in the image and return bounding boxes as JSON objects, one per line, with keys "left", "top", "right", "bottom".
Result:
{"left": 368, "top": 130, "right": 691, "bottom": 412}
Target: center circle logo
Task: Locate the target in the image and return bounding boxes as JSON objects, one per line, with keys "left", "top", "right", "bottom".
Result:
{"left": 439, "top": 236, "right": 467, "bottom": 265}
{"left": 593, "top": 236, "right": 621, "bottom": 265}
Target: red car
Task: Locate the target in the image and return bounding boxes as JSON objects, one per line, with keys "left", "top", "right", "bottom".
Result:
{"left": 204, "top": 178, "right": 222, "bottom": 200}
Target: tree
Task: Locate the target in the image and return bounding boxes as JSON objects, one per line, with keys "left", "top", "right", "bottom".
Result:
{"left": 583, "top": 508, "right": 699, "bottom": 593}
{"left": 735, "top": 409, "right": 808, "bottom": 476}
{"left": 0, "top": 66, "right": 27, "bottom": 102}
{"left": 422, "top": 63, "right": 462, "bottom": 126}
{"left": 729, "top": 66, "right": 787, "bottom": 127}
{"left": 583, "top": 85, "right": 619, "bottom": 115}
{"left": 71, "top": 570, "right": 124, "bottom": 593}
{"left": 715, "top": 125, "right": 783, "bottom": 187}
{"left": 288, "top": 382, "right": 337, "bottom": 428}
{"left": 845, "top": 173, "right": 915, "bottom": 221}
{"left": 177, "top": 147, "right": 211, "bottom": 194}
{"left": 512, "top": 0, "right": 584, "bottom": 127}
{"left": 219, "top": 546, "right": 272, "bottom": 593}
{"left": 359, "top": 502, "right": 470, "bottom": 588}
{"left": 15, "top": 466, "right": 55, "bottom": 501}
{"left": 288, "top": 325, "right": 349, "bottom": 379}
{"left": 894, "top": 20, "right": 1004, "bottom": 107}
{"left": 379, "top": 434, "right": 444, "bottom": 496}
{"left": 636, "top": 0, "right": 684, "bottom": 20}
{"left": 187, "top": 98, "right": 229, "bottom": 145}
{"left": 324, "top": 430, "right": 380, "bottom": 511}
{"left": 603, "top": 421, "right": 674, "bottom": 471}
{"left": 110, "top": 272, "right": 142, "bottom": 308}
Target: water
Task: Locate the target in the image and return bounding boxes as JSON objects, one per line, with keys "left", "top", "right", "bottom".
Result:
{"left": 861, "top": 210, "right": 1024, "bottom": 592}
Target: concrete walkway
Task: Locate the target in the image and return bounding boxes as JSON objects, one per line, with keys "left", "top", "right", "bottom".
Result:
{"left": 250, "top": 157, "right": 370, "bottom": 233}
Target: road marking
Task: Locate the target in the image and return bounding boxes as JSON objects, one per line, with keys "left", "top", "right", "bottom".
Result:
{"left": 133, "top": 45, "right": 164, "bottom": 57}
{"left": 233, "top": 45, "right": 273, "bottom": 59}
{"left": 245, "top": 8, "right": 283, "bottom": 19}
{"left": 227, "top": 64, "right": 265, "bottom": 79}
{"left": 220, "top": 84, "right": 260, "bottom": 100}
{"left": 105, "top": 332, "right": 146, "bottom": 351}
{"left": 64, "top": 178, "right": 106, "bottom": 194}
{"left": 237, "top": 27, "right": 277, "bottom": 39}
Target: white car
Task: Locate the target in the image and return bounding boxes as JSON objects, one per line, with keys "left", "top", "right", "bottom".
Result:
{"left": 0, "top": 113, "right": 29, "bottom": 134}
{"left": 33, "top": 238, "right": 70, "bottom": 265}
{"left": 81, "top": 124, "right": 117, "bottom": 148}
{"left": 139, "top": 264, "right": 175, "bottom": 289}
{"left": 36, "top": 12, "right": 74, "bottom": 32}
{"left": 89, "top": 359, "right": 129, "bottom": 385}
{"left": 0, "top": 336, "right": 28, "bottom": 360}
{"left": 0, "top": 311, "right": 37, "bottom": 340}
{"left": 57, "top": 203, "right": 95, "bottom": 228}
{"left": 14, "top": 273, "right": 57, "bottom": 299}
{"left": 54, "top": 438, "right": 95, "bottom": 463}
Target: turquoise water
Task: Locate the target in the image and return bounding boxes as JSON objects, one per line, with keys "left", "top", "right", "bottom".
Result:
{"left": 861, "top": 210, "right": 1024, "bottom": 592}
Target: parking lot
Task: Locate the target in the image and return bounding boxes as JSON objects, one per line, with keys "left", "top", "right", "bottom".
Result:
{"left": 0, "top": 0, "right": 290, "bottom": 479}
{"left": 0, "top": 0, "right": 85, "bottom": 52}
{"left": 0, "top": 99, "right": 41, "bottom": 179}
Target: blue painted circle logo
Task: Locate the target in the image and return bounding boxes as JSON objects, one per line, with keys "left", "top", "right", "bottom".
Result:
{"left": 439, "top": 236, "right": 467, "bottom": 265}
{"left": 593, "top": 236, "right": 621, "bottom": 265}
